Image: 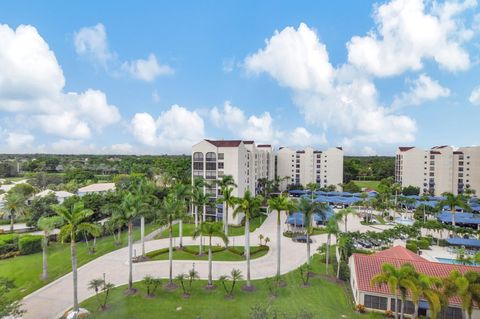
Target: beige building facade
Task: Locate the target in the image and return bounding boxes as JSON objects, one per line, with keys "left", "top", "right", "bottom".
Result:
{"left": 275, "top": 146, "right": 343, "bottom": 191}
{"left": 191, "top": 139, "right": 274, "bottom": 224}
{"left": 395, "top": 146, "right": 480, "bottom": 196}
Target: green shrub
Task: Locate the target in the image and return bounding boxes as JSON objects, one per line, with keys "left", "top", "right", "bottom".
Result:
{"left": 228, "top": 247, "right": 243, "bottom": 255}
{"left": 0, "top": 234, "right": 19, "bottom": 245}
{"left": 146, "top": 247, "right": 170, "bottom": 258}
{"left": 406, "top": 242, "right": 417, "bottom": 253}
{"left": 417, "top": 238, "right": 430, "bottom": 250}
{"left": 0, "top": 234, "right": 19, "bottom": 255}
{"left": 18, "top": 235, "right": 43, "bottom": 255}
{"left": 338, "top": 261, "right": 350, "bottom": 281}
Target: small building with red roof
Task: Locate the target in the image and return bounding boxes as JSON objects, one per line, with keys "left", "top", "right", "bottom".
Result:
{"left": 349, "top": 246, "right": 479, "bottom": 318}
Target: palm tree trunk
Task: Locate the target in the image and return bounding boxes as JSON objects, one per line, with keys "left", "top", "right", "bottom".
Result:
{"left": 307, "top": 231, "right": 311, "bottom": 266}
{"left": 169, "top": 222, "right": 173, "bottom": 284}
{"left": 223, "top": 202, "right": 227, "bottom": 235}
{"left": 71, "top": 236, "right": 79, "bottom": 312}
{"left": 128, "top": 221, "right": 133, "bottom": 290}
{"left": 42, "top": 234, "right": 48, "bottom": 280}
{"left": 194, "top": 206, "right": 198, "bottom": 228}
{"left": 336, "top": 247, "right": 341, "bottom": 279}
{"left": 276, "top": 211, "right": 281, "bottom": 277}
{"left": 413, "top": 304, "right": 418, "bottom": 319}
{"left": 179, "top": 219, "right": 183, "bottom": 247}
{"left": 140, "top": 216, "right": 145, "bottom": 256}
{"left": 245, "top": 217, "right": 251, "bottom": 287}
{"left": 208, "top": 236, "right": 212, "bottom": 286}
{"left": 325, "top": 234, "right": 330, "bottom": 274}
{"left": 401, "top": 297, "right": 405, "bottom": 319}
{"left": 10, "top": 210, "right": 14, "bottom": 233}
{"left": 344, "top": 216, "right": 348, "bottom": 233}
{"left": 451, "top": 208, "right": 456, "bottom": 227}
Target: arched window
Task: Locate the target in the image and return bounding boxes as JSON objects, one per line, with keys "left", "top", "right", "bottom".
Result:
{"left": 193, "top": 152, "right": 204, "bottom": 161}
{"left": 206, "top": 152, "right": 216, "bottom": 162}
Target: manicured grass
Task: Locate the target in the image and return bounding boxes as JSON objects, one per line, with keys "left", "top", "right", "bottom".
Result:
{"left": 352, "top": 180, "right": 381, "bottom": 191}
{"left": 146, "top": 245, "right": 269, "bottom": 262}
{"left": 0, "top": 222, "right": 159, "bottom": 301}
{"left": 158, "top": 215, "right": 267, "bottom": 238}
{"left": 81, "top": 254, "right": 382, "bottom": 319}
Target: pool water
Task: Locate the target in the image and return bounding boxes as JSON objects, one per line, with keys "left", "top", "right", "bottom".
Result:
{"left": 436, "top": 257, "right": 480, "bottom": 266}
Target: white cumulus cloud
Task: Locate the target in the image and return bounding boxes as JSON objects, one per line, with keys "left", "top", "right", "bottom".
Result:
{"left": 74, "top": 23, "right": 113, "bottom": 67}
{"left": 347, "top": 0, "right": 475, "bottom": 77}
{"left": 392, "top": 74, "right": 450, "bottom": 109}
{"left": 122, "top": 54, "right": 174, "bottom": 82}
{"left": 469, "top": 86, "right": 480, "bottom": 105}
{"left": 131, "top": 105, "right": 205, "bottom": 153}
{"left": 0, "top": 23, "right": 121, "bottom": 147}
{"left": 244, "top": 23, "right": 417, "bottom": 146}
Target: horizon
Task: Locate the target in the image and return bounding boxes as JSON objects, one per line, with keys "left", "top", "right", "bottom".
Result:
{"left": 0, "top": 1, "right": 479, "bottom": 156}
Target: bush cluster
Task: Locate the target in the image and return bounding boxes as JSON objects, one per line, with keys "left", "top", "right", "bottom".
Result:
{"left": 0, "top": 234, "right": 43, "bottom": 257}
{"left": 18, "top": 235, "right": 43, "bottom": 255}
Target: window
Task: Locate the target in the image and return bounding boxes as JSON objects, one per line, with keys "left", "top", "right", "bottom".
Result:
{"left": 391, "top": 299, "right": 414, "bottom": 314}
{"left": 206, "top": 162, "right": 216, "bottom": 170}
{"left": 193, "top": 162, "right": 203, "bottom": 170}
{"left": 205, "top": 170, "right": 216, "bottom": 179}
{"left": 218, "top": 162, "right": 224, "bottom": 169}
{"left": 218, "top": 153, "right": 224, "bottom": 160}
{"left": 193, "top": 152, "right": 204, "bottom": 161}
{"left": 364, "top": 295, "right": 387, "bottom": 310}
{"left": 438, "top": 306, "right": 463, "bottom": 319}
{"left": 206, "top": 152, "right": 216, "bottom": 162}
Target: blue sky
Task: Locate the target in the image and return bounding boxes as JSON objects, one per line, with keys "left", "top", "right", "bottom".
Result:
{"left": 0, "top": 0, "right": 479, "bottom": 155}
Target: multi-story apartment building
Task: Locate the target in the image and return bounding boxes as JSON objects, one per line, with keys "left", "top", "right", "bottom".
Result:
{"left": 395, "top": 145, "right": 480, "bottom": 196}
{"left": 191, "top": 139, "right": 274, "bottom": 224}
{"left": 275, "top": 146, "right": 344, "bottom": 191}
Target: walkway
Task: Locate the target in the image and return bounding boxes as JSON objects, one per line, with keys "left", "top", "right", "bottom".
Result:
{"left": 21, "top": 210, "right": 386, "bottom": 319}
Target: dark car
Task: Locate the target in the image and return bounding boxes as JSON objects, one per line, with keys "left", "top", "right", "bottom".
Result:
{"left": 293, "top": 235, "right": 313, "bottom": 243}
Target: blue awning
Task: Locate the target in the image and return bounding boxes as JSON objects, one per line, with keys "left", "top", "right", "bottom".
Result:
{"left": 438, "top": 212, "right": 480, "bottom": 225}
{"left": 446, "top": 237, "right": 480, "bottom": 248}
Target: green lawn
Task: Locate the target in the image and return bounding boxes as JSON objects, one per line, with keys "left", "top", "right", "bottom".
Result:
{"left": 352, "top": 180, "right": 381, "bottom": 192}
{"left": 0, "top": 222, "right": 159, "bottom": 301}
{"left": 158, "top": 215, "right": 267, "bottom": 238}
{"left": 81, "top": 254, "right": 381, "bottom": 319}
{"left": 146, "top": 245, "right": 269, "bottom": 262}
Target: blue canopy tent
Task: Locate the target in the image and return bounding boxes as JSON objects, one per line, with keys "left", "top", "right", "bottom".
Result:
{"left": 414, "top": 200, "right": 438, "bottom": 209}
{"left": 286, "top": 206, "right": 334, "bottom": 227}
{"left": 446, "top": 237, "right": 480, "bottom": 249}
{"left": 438, "top": 212, "right": 480, "bottom": 226}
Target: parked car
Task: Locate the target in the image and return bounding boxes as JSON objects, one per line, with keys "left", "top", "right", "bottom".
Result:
{"left": 293, "top": 235, "right": 313, "bottom": 243}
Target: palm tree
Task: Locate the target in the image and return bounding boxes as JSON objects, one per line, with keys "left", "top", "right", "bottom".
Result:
{"left": 216, "top": 175, "right": 237, "bottom": 236}
{"left": 371, "top": 263, "right": 418, "bottom": 319}
{"left": 136, "top": 180, "right": 158, "bottom": 256}
{"left": 338, "top": 207, "right": 356, "bottom": 232}
{"left": 437, "top": 193, "right": 469, "bottom": 227}
{"left": 324, "top": 214, "right": 341, "bottom": 275}
{"left": 191, "top": 189, "right": 211, "bottom": 255}
{"left": 268, "top": 195, "right": 294, "bottom": 277}
{"left": 4, "top": 192, "right": 26, "bottom": 232}
{"left": 410, "top": 274, "right": 442, "bottom": 319}
{"left": 172, "top": 183, "right": 191, "bottom": 248}
{"left": 191, "top": 177, "right": 206, "bottom": 228}
{"left": 103, "top": 203, "right": 126, "bottom": 246}
{"left": 233, "top": 190, "right": 263, "bottom": 290}
{"left": 306, "top": 182, "right": 318, "bottom": 202}
{"left": 53, "top": 202, "right": 101, "bottom": 314}
{"left": 296, "top": 197, "right": 328, "bottom": 266}
{"left": 120, "top": 192, "right": 149, "bottom": 292}
{"left": 160, "top": 193, "right": 183, "bottom": 287}
{"left": 193, "top": 222, "right": 228, "bottom": 287}
{"left": 444, "top": 270, "right": 480, "bottom": 319}
{"left": 37, "top": 215, "right": 63, "bottom": 280}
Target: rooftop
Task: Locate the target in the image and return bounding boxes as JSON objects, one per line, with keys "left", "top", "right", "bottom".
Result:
{"left": 205, "top": 139, "right": 243, "bottom": 147}
{"left": 352, "top": 246, "right": 478, "bottom": 306}
{"left": 78, "top": 183, "right": 116, "bottom": 193}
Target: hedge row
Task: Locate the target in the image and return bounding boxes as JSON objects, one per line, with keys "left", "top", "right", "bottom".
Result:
{"left": 0, "top": 234, "right": 42, "bottom": 256}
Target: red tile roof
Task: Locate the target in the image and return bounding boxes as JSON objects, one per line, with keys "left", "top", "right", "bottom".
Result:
{"left": 398, "top": 147, "right": 415, "bottom": 152}
{"left": 352, "top": 246, "right": 478, "bottom": 306}
{"left": 205, "top": 140, "right": 242, "bottom": 147}
{"left": 243, "top": 141, "right": 254, "bottom": 144}
{"left": 257, "top": 144, "right": 271, "bottom": 147}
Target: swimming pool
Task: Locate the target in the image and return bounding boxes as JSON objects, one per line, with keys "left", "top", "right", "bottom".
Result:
{"left": 395, "top": 217, "right": 415, "bottom": 226}
{"left": 435, "top": 257, "right": 480, "bottom": 266}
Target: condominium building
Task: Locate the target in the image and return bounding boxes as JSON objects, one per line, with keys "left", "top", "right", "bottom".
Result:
{"left": 275, "top": 146, "right": 343, "bottom": 191}
{"left": 191, "top": 139, "right": 274, "bottom": 224}
{"left": 395, "top": 146, "right": 480, "bottom": 196}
